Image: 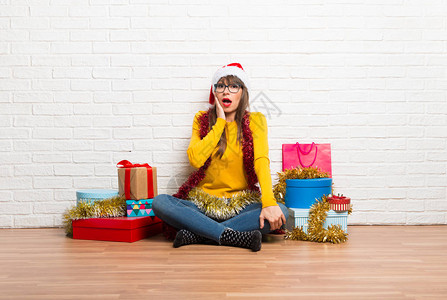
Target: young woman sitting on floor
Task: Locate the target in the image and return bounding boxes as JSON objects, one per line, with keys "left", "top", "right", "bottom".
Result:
{"left": 152, "top": 63, "right": 288, "bottom": 252}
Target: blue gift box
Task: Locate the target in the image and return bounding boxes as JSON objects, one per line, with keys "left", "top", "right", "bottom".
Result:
{"left": 286, "top": 207, "right": 348, "bottom": 234}
{"left": 285, "top": 178, "right": 332, "bottom": 208}
{"left": 126, "top": 199, "right": 155, "bottom": 217}
{"left": 76, "top": 189, "right": 119, "bottom": 205}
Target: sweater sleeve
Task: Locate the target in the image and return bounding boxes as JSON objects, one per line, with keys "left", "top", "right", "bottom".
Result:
{"left": 187, "top": 112, "right": 226, "bottom": 169}
{"left": 250, "top": 112, "right": 278, "bottom": 208}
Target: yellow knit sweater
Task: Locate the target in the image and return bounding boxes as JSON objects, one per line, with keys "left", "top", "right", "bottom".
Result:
{"left": 187, "top": 111, "right": 278, "bottom": 208}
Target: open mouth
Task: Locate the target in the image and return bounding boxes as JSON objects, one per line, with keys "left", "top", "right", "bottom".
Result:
{"left": 222, "top": 98, "right": 232, "bottom": 107}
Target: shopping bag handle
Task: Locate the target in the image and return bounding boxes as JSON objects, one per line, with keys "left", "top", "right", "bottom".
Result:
{"left": 296, "top": 142, "right": 317, "bottom": 168}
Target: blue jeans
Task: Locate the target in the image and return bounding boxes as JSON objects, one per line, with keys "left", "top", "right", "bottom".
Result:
{"left": 152, "top": 194, "right": 289, "bottom": 243}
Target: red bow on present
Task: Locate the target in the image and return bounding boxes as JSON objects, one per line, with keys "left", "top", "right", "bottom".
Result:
{"left": 116, "top": 160, "right": 154, "bottom": 200}
{"left": 117, "top": 160, "right": 152, "bottom": 169}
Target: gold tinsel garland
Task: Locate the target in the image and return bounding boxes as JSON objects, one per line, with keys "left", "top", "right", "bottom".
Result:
{"left": 186, "top": 187, "right": 262, "bottom": 221}
{"left": 273, "top": 167, "right": 352, "bottom": 244}
{"left": 284, "top": 195, "right": 351, "bottom": 244}
{"left": 273, "top": 166, "right": 330, "bottom": 204}
{"left": 62, "top": 195, "right": 126, "bottom": 237}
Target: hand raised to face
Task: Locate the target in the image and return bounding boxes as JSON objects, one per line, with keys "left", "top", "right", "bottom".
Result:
{"left": 214, "top": 93, "right": 226, "bottom": 121}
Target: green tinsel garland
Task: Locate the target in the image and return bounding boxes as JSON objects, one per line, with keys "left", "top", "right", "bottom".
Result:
{"left": 62, "top": 195, "right": 126, "bottom": 237}
{"left": 186, "top": 187, "right": 262, "bottom": 221}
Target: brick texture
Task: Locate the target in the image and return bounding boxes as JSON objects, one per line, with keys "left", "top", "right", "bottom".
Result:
{"left": 1, "top": 1, "right": 446, "bottom": 227}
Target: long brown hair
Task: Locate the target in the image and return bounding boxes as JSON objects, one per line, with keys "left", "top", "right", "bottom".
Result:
{"left": 208, "top": 75, "right": 250, "bottom": 159}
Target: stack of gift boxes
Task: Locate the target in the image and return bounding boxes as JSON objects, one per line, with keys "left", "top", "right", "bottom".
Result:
{"left": 72, "top": 160, "right": 162, "bottom": 243}
{"left": 282, "top": 142, "right": 352, "bottom": 234}
{"left": 285, "top": 178, "right": 350, "bottom": 233}
{"left": 117, "top": 160, "right": 158, "bottom": 218}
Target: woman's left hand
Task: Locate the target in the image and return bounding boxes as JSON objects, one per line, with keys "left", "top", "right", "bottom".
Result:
{"left": 259, "top": 206, "right": 287, "bottom": 231}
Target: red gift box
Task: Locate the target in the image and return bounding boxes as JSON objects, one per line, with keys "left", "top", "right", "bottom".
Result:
{"left": 327, "top": 195, "right": 351, "bottom": 212}
{"left": 72, "top": 216, "right": 162, "bottom": 243}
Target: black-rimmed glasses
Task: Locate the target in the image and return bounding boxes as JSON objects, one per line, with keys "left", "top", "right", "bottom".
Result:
{"left": 214, "top": 83, "right": 241, "bottom": 93}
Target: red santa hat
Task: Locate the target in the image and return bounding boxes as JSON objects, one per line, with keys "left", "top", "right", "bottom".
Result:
{"left": 209, "top": 62, "right": 250, "bottom": 105}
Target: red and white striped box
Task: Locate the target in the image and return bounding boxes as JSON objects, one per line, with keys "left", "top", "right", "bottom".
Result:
{"left": 327, "top": 195, "right": 351, "bottom": 212}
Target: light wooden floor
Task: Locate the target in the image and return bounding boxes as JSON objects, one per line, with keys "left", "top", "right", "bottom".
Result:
{"left": 0, "top": 226, "right": 446, "bottom": 299}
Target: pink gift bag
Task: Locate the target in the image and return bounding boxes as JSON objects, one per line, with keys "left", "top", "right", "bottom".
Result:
{"left": 282, "top": 142, "right": 332, "bottom": 177}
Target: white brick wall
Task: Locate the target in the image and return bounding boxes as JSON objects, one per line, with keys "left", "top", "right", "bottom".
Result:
{"left": 1, "top": 0, "right": 446, "bottom": 228}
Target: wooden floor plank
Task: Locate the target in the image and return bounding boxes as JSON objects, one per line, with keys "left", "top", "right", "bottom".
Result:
{"left": 0, "top": 226, "right": 446, "bottom": 299}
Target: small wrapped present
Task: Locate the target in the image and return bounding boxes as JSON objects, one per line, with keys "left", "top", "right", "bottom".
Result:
{"left": 72, "top": 216, "right": 162, "bottom": 243}
{"left": 327, "top": 194, "right": 351, "bottom": 212}
{"left": 117, "top": 160, "right": 158, "bottom": 200}
{"left": 127, "top": 199, "right": 155, "bottom": 217}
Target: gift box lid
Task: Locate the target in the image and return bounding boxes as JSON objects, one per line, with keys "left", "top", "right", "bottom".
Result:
{"left": 76, "top": 189, "right": 119, "bottom": 200}
{"left": 72, "top": 216, "right": 160, "bottom": 229}
{"left": 328, "top": 196, "right": 351, "bottom": 204}
{"left": 288, "top": 207, "right": 347, "bottom": 217}
{"left": 285, "top": 178, "right": 332, "bottom": 188}
{"left": 126, "top": 199, "right": 153, "bottom": 205}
